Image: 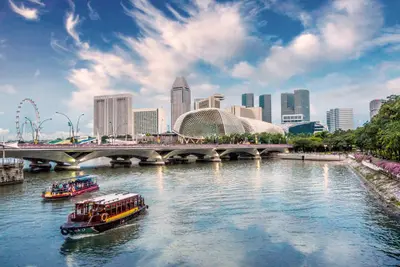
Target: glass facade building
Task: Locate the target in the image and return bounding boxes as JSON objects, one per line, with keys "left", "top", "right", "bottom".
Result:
{"left": 241, "top": 93, "right": 254, "bottom": 108}
{"left": 259, "top": 94, "right": 272, "bottom": 123}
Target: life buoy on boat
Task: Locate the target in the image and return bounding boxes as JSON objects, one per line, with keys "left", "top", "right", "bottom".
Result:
{"left": 101, "top": 213, "right": 109, "bottom": 222}
{"left": 61, "top": 228, "right": 69, "bottom": 236}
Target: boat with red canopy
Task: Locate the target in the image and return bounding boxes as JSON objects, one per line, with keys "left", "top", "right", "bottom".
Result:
{"left": 42, "top": 175, "right": 99, "bottom": 200}
{"left": 60, "top": 192, "right": 148, "bottom": 236}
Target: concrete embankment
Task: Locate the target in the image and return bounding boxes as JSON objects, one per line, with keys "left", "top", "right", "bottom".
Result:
{"left": 347, "top": 158, "right": 400, "bottom": 215}
{"left": 276, "top": 153, "right": 344, "bottom": 161}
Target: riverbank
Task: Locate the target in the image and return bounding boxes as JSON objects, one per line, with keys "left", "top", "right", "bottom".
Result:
{"left": 276, "top": 153, "right": 344, "bottom": 161}
{"left": 347, "top": 158, "right": 400, "bottom": 215}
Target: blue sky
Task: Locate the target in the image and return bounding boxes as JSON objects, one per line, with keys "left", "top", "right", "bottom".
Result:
{"left": 1, "top": 0, "right": 400, "bottom": 139}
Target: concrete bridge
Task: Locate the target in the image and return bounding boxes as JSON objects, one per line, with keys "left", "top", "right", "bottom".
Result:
{"left": 3, "top": 144, "right": 292, "bottom": 170}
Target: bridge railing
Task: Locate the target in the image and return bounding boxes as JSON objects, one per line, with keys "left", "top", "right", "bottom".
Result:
{"left": 0, "top": 158, "right": 24, "bottom": 168}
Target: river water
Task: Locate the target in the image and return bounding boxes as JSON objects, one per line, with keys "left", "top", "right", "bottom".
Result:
{"left": 0, "top": 159, "right": 399, "bottom": 267}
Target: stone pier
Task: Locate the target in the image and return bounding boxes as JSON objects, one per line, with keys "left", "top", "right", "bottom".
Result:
{"left": 110, "top": 157, "right": 132, "bottom": 168}
{"left": 0, "top": 159, "right": 24, "bottom": 186}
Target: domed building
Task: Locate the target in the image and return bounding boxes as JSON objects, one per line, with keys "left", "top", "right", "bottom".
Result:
{"left": 173, "top": 108, "right": 284, "bottom": 138}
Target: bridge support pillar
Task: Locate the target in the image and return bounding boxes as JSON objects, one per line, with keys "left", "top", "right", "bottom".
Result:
{"left": 54, "top": 163, "right": 80, "bottom": 171}
{"left": 110, "top": 157, "right": 132, "bottom": 168}
{"left": 29, "top": 159, "right": 51, "bottom": 172}
{"left": 196, "top": 155, "right": 221, "bottom": 163}
{"left": 139, "top": 159, "right": 165, "bottom": 166}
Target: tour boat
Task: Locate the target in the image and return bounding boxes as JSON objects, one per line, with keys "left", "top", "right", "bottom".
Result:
{"left": 42, "top": 175, "right": 99, "bottom": 200}
{"left": 60, "top": 192, "right": 148, "bottom": 236}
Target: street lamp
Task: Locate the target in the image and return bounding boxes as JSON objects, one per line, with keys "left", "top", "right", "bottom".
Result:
{"left": 56, "top": 112, "right": 75, "bottom": 144}
{"left": 76, "top": 113, "right": 84, "bottom": 137}
{"left": 35, "top": 118, "right": 52, "bottom": 144}
{"left": 24, "top": 117, "right": 36, "bottom": 143}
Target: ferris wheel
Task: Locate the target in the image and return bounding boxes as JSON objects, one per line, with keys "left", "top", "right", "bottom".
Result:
{"left": 16, "top": 98, "right": 41, "bottom": 141}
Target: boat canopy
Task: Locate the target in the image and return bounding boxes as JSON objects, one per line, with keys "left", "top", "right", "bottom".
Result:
{"left": 70, "top": 175, "right": 97, "bottom": 182}
{"left": 76, "top": 192, "right": 138, "bottom": 205}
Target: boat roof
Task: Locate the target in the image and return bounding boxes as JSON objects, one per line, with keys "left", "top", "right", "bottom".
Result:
{"left": 76, "top": 192, "right": 138, "bottom": 205}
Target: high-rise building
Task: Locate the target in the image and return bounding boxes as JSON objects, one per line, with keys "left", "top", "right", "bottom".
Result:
{"left": 294, "top": 89, "right": 310, "bottom": 121}
{"left": 194, "top": 94, "right": 224, "bottom": 110}
{"left": 171, "top": 77, "right": 191, "bottom": 128}
{"left": 93, "top": 94, "right": 133, "bottom": 137}
{"left": 132, "top": 108, "right": 166, "bottom": 135}
{"left": 281, "top": 93, "right": 295, "bottom": 122}
{"left": 226, "top": 106, "right": 262, "bottom": 120}
{"left": 259, "top": 94, "right": 272, "bottom": 123}
{"left": 326, "top": 108, "right": 354, "bottom": 132}
{"left": 242, "top": 93, "right": 254, "bottom": 108}
{"left": 370, "top": 99, "right": 385, "bottom": 119}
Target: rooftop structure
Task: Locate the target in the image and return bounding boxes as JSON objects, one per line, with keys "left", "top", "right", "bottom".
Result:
{"left": 194, "top": 94, "right": 225, "bottom": 110}
{"left": 77, "top": 193, "right": 138, "bottom": 205}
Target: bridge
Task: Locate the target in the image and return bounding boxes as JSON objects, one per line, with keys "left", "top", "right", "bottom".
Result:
{"left": 3, "top": 144, "right": 292, "bottom": 170}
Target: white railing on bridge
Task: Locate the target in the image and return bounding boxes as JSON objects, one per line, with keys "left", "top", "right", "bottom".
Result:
{"left": 0, "top": 158, "right": 24, "bottom": 168}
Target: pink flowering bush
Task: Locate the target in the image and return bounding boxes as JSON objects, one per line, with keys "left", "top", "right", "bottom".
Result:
{"left": 354, "top": 153, "right": 400, "bottom": 178}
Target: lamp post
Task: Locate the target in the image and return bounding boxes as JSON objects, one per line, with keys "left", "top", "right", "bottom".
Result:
{"left": 35, "top": 118, "right": 52, "bottom": 144}
{"left": 76, "top": 113, "right": 84, "bottom": 138}
{"left": 56, "top": 112, "right": 75, "bottom": 144}
{"left": 24, "top": 117, "right": 36, "bottom": 143}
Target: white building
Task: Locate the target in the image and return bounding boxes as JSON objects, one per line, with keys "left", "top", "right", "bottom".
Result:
{"left": 326, "top": 108, "right": 354, "bottom": 132}
{"left": 226, "top": 106, "right": 262, "bottom": 120}
{"left": 94, "top": 94, "right": 133, "bottom": 137}
{"left": 194, "top": 94, "right": 224, "bottom": 110}
{"left": 282, "top": 114, "right": 304, "bottom": 124}
{"left": 370, "top": 99, "right": 385, "bottom": 119}
{"left": 132, "top": 108, "right": 166, "bottom": 135}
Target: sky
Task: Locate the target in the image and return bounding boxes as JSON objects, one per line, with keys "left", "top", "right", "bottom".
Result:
{"left": 1, "top": 0, "right": 400, "bottom": 140}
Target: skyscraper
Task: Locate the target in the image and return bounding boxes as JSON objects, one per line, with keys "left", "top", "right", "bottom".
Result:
{"left": 259, "top": 94, "right": 272, "bottom": 123}
{"left": 294, "top": 89, "right": 310, "bottom": 121}
{"left": 132, "top": 108, "right": 166, "bottom": 135}
{"left": 94, "top": 94, "right": 133, "bottom": 137}
{"left": 370, "top": 99, "right": 385, "bottom": 119}
{"left": 226, "top": 106, "right": 262, "bottom": 120}
{"left": 326, "top": 108, "right": 354, "bottom": 132}
{"left": 171, "top": 77, "right": 191, "bottom": 128}
{"left": 242, "top": 93, "right": 254, "bottom": 108}
{"left": 281, "top": 93, "right": 295, "bottom": 123}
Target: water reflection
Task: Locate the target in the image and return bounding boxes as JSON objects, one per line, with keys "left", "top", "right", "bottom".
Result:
{"left": 323, "top": 163, "right": 329, "bottom": 191}
{"left": 156, "top": 166, "right": 164, "bottom": 192}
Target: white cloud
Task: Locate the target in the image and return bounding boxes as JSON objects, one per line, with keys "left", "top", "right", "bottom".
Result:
{"left": 0, "top": 84, "right": 17, "bottom": 94}
{"left": 0, "top": 128, "right": 10, "bottom": 136}
{"left": 34, "top": 69, "right": 40, "bottom": 78}
{"left": 28, "top": 0, "right": 45, "bottom": 7}
{"left": 386, "top": 77, "right": 400, "bottom": 93}
{"left": 9, "top": 0, "right": 40, "bottom": 21}
{"left": 66, "top": 0, "right": 251, "bottom": 112}
{"left": 65, "top": 12, "right": 82, "bottom": 45}
{"left": 231, "top": 0, "right": 384, "bottom": 84}
{"left": 88, "top": 1, "right": 100, "bottom": 20}
{"left": 0, "top": 112, "right": 4, "bottom": 115}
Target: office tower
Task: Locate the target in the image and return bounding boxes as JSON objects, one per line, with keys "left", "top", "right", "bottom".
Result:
{"left": 259, "top": 94, "right": 272, "bottom": 123}
{"left": 294, "top": 89, "right": 310, "bottom": 121}
{"left": 242, "top": 93, "right": 254, "bottom": 108}
{"left": 281, "top": 92, "right": 295, "bottom": 119}
{"left": 326, "top": 108, "right": 354, "bottom": 132}
{"left": 370, "top": 99, "right": 385, "bottom": 119}
{"left": 132, "top": 108, "right": 166, "bottom": 135}
{"left": 171, "top": 77, "right": 191, "bottom": 127}
{"left": 226, "top": 106, "right": 262, "bottom": 120}
{"left": 194, "top": 94, "right": 224, "bottom": 110}
{"left": 94, "top": 94, "right": 133, "bottom": 137}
